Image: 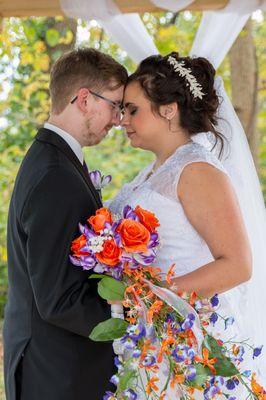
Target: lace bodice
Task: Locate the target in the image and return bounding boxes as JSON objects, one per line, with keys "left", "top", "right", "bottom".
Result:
{"left": 110, "top": 141, "right": 228, "bottom": 277}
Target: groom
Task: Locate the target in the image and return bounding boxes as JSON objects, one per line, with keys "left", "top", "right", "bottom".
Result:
{"left": 3, "top": 48, "right": 127, "bottom": 400}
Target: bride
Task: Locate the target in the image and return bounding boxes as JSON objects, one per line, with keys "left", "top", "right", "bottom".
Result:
{"left": 109, "top": 52, "right": 265, "bottom": 398}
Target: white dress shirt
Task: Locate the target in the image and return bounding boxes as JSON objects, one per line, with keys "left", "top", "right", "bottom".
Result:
{"left": 44, "top": 122, "right": 84, "bottom": 165}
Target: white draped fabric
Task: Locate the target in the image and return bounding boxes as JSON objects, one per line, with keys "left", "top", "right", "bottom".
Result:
{"left": 60, "top": 0, "right": 158, "bottom": 63}
{"left": 60, "top": 0, "right": 266, "bottom": 384}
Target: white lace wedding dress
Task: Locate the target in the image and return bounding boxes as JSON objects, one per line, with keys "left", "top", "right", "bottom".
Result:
{"left": 109, "top": 141, "right": 258, "bottom": 399}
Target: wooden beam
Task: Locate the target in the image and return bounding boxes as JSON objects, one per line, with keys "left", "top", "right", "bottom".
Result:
{"left": 0, "top": 0, "right": 229, "bottom": 17}
{"left": 114, "top": 0, "right": 229, "bottom": 13}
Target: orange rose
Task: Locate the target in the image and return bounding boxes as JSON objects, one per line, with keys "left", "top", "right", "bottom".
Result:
{"left": 95, "top": 239, "right": 122, "bottom": 266}
{"left": 71, "top": 234, "right": 88, "bottom": 257}
{"left": 88, "top": 207, "right": 113, "bottom": 233}
{"left": 117, "top": 219, "right": 150, "bottom": 253}
{"left": 135, "top": 205, "right": 160, "bottom": 232}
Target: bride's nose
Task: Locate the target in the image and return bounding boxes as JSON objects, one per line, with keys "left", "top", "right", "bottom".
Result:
{"left": 120, "top": 113, "right": 129, "bottom": 127}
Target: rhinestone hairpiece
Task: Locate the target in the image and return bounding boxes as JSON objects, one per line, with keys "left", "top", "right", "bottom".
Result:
{"left": 167, "top": 56, "right": 205, "bottom": 99}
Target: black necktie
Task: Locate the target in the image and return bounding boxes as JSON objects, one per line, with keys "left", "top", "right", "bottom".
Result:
{"left": 82, "top": 160, "right": 90, "bottom": 177}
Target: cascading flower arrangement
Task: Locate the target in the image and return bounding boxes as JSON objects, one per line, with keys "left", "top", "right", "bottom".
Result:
{"left": 70, "top": 170, "right": 265, "bottom": 400}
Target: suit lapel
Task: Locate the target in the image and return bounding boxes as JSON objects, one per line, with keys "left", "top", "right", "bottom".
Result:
{"left": 36, "top": 128, "right": 102, "bottom": 208}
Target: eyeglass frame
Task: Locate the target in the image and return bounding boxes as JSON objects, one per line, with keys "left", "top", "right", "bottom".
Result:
{"left": 70, "top": 89, "right": 124, "bottom": 116}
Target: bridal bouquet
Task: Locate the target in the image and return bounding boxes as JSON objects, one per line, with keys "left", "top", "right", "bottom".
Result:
{"left": 70, "top": 171, "right": 265, "bottom": 400}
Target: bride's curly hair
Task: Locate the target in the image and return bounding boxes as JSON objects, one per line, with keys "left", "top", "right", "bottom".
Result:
{"left": 127, "top": 52, "right": 225, "bottom": 157}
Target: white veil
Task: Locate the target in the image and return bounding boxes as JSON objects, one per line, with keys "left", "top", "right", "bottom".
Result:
{"left": 193, "top": 77, "right": 266, "bottom": 383}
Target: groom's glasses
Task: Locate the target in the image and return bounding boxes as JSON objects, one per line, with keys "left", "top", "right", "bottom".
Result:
{"left": 70, "top": 90, "right": 124, "bottom": 120}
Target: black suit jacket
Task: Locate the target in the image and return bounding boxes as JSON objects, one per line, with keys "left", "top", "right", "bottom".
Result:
{"left": 3, "top": 128, "right": 115, "bottom": 400}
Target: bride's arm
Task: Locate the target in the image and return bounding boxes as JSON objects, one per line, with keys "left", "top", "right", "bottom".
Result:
{"left": 170, "top": 161, "right": 252, "bottom": 298}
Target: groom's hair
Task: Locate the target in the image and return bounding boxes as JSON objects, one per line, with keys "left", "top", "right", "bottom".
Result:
{"left": 49, "top": 48, "right": 128, "bottom": 114}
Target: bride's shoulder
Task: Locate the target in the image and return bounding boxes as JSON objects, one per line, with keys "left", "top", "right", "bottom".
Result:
{"left": 171, "top": 141, "right": 227, "bottom": 175}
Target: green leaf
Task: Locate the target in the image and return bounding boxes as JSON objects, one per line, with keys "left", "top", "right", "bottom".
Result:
{"left": 204, "top": 335, "right": 239, "bottom": 377}
{"left": 88, "top": 274, "right": 107, "bottom": 280}
{"left": 98, "top": 276, "right": 125, "bottom": 301}
{"left": 118, "top": 369, "right": 136, "bottom": 391}
{"left": 188, "top": 364, "right": 209, "bottom": 388}
{"left": 89, "top": 317, "right": 128, "bottom": 341}
{"left": 45, "top": 29, "right": 60, "bottom": 47}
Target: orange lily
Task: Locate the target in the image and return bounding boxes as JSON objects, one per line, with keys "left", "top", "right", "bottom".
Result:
{"left": 251, "top": 374, "right": 266, "bottom": 399}
{"left": 170, "top": 373, "right": 185, "bottom": 388}
{"left": 166, "top": 264, "right": 176, "bottom": 285}
{"left": 194, "top": 348, "right": 217, "bottom": 374}
{"left": 146, "top": 376, "right": 159, "bottom": 394}
{"left": 147, "top": 300, "right": 164, "bottom": 323}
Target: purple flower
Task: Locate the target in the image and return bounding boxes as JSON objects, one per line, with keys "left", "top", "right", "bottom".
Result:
{"left": 132, "top": 349, "right": 141, "bottom": 358}
{"left": 122, "top": 205, "right": 137, "bottom": 220}
{"left": 110, "top": 374, "right": 119, "bottom": 386}
{"left": 210, "top": 312, "right": 218, "bottom": 326}
{"left": 148, "top": 232, "right": 160, "bottom": 248}
{"left": 142, "top": 355, "right": 156, "bottom": 367}
{"left": 89, "top": 170, "right": 102, "bottom": 189}
{"left": 172, "top": 345, "right": 194, "bottom": 363}
{"left": 184, "top": 365, "right": 197, "bottom": 381}
{"left": 181, "top": 313, "right": 195, "bottom": 330}
{"left": 127, "top": 323, "right": 146, "bottom": 341}
{"left": 114, "top": 356, "right": 123, "bottom": 371}
{"left": 231, "top": 345, "right": 245, "bottom": 363}
{"left": 210, "top": 294, "right": 219, "bottom": 307}
{"left": 122, "top": 389, "right": 137, "bottom": 400}
{"left": 102, "top": 174, "right": 112, "bottom": 187}
{"left": 226, "top": 377, "right": 239, "bottom": 390}
{"left": 133, "top": 250, "right": 156, "bottom": 266}
{"left": 89, "top": 170, "right": 112, "bottom": 190}
{"left": 120, "top": 335, "right": 137, "bottom": 350}
{"left": 103, "top": 391, "right": 117, "bottom": 400}
{"left": 253, "top": 345, "right": 263, "bottom": 359}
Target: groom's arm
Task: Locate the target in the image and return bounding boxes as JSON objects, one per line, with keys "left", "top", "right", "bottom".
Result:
{"left": 21, "top": 165, "right": 110, "bottom": 337}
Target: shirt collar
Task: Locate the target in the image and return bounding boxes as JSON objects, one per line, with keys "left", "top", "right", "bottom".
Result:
{"left": 44, "top": 122, "right": 84, "bottom": 165}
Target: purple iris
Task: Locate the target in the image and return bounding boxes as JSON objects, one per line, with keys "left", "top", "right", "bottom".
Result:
{"left": 120, "top": 335, "right": 137, "bottom": 350}
{"left": 110, "top": 374, "right": 119, "bottom": 386}
{"left": 181, "top": 313, "right": 196, "bottom": 330}
{"left": 142, "top": 355, "right": 156, "bottom": 367}
{"left": 103, "top": 391, "right": 117, "bottom": 400}
{"left": 172, "top": 345, "right": 194, "bottom": 363}
{"left": 184, "top": 365, "right": 197, "bottom": 381}
{"left": 210, "top": 312, "right": 218, "bottom": 326}
{"left": 122, "top": 205, "right": 138, "bottom": 220}
{"left": 89, "top": 170, "right": 102, "bottom": 189}
{"left": 148, "top": 232, "right": 159, "bottom": 248}
{"left": 127, "top": 323, "right": 146, "bottom": 341}
{"left": 89, "top": 170, "right": 112, "bottom": 190}
{"left": 132, "top": 349, "right": 141, "bottom": 358}
{"left": 204, "top": 376, "right": 224, "bottom": 399}
{"left": 133, "top": 250, "right": 156, "bottom": 266}
{"left": 210, "top": 294, "right": 219, "bottom": 307}
{"left": 226, "top": 377, "right": 239, "bottom": 390}
{"left": 69, "top": 255, "right": 96, "bottom": 270}
{"left": 121, "top": 389, "right": 137, "bottom": 400}
{"left": 232, "top": 345, "right": 245, "bottom": 363}
{"left": 253, "top": 345, "right": 263, "bottom": 359}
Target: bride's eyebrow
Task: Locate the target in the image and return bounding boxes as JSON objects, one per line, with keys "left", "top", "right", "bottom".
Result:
{"left": 124, "top": 102, "right": 136, "bottom": 107}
